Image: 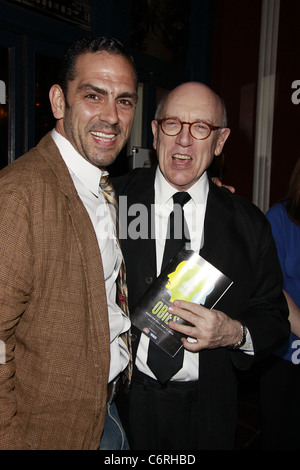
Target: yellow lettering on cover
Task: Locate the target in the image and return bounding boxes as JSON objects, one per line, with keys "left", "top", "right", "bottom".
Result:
{"left": 152, "top": 300, "right": 173, "bottom": 324}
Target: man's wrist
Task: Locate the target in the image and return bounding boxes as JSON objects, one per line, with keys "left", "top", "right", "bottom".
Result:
{"left": 227, "top": 324, "right": 248, "bottom": 350}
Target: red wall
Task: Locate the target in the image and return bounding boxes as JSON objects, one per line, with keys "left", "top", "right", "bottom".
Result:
{"left": 211, "top": 0, "right": 300, "bottom": 208}
{"left": 270, "top": 0, "right": 300, "bottom": 206}
{"left": 211, "top": 0, "right": 262, "bottom": 201}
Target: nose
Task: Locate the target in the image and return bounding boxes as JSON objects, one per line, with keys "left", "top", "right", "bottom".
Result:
{"left": 99, "top": 98, "right": 119, "bottom": 126}
{"left": 175, "top": 122, "right": 193, "bottom": 147}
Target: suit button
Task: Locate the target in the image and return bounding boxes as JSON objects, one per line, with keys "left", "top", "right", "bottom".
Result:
{"left": 145, "top": 276, "right": 153, "bottom": 285}
{"left": 130, "top": 333, "right": 137, "bottom": 342}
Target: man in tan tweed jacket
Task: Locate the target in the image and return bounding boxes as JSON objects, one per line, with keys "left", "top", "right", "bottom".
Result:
{"left": 0, "top": 37, "right": 137, "bottom": 449}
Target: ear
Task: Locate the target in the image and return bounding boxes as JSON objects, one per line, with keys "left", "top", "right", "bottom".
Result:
{"left": 214, "top": 128, "right": 230, "bottom": 156}
{"left": 49, "top": 84, "right": 66, "bottom": 120}
{"left": 151, "top": 120, "right": 158, "bottom": 150}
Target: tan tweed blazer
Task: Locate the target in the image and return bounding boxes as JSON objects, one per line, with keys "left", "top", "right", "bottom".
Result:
{"left": 0, "top": 133, "right": 110, "bottom": 449}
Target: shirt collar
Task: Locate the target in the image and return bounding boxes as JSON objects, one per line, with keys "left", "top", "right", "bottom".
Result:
{"left": 154, "top": 166, "right": 209, "bottom": 206}
{"left": 51, "top": 129, "right": 107, "bottom": 197}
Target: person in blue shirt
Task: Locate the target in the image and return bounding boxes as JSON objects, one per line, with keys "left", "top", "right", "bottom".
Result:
{"left": 260, "top": 158, "right": 300, "bottom": 449}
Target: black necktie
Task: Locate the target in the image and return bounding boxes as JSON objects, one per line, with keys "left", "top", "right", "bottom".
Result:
{"left": 147, "top": 191, "right": 191, "bottom": 385}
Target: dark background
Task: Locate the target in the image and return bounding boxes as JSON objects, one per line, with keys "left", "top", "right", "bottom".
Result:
{"left": 0, "top": 0, "right": 299, "bottom": 206}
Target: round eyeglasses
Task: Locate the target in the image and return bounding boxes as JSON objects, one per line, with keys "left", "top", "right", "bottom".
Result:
{"left": 156, "top": 117, "right": 223, "bottom": 140}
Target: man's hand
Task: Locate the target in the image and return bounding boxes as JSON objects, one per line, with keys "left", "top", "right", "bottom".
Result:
{"left": 168, "top": 300, "right": 242, "bottom": 352}
{"left": 211, "top": 177, "right": 236, "bottom": 194}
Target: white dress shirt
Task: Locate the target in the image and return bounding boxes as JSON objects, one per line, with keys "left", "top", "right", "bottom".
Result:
{"left": 136, "top": 167, "right": 209, "bottom": 381}
{"left": 136, "top": 166, "right": 253, "bottom": 382}
{"left": 51, "top": 129, "right": 130, "bottom": 383}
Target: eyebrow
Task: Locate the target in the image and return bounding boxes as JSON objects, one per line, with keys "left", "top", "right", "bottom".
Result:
{"left": 77, "top": 83, "right": 138, "bottom": 103}
{"left": 165, "top": 114, "right": 215, "bottom": 125}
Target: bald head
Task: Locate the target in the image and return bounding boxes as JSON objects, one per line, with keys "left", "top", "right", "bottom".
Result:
{"left": 151, "top": 81, "right": 230, "bottom": 191}
{"left": 156, "top": 82, "right": 227, "bottom": 128}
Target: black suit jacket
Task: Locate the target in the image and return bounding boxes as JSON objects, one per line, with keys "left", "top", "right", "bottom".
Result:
{"left": 113, "top": 165, "right": 289, "bottom": 449}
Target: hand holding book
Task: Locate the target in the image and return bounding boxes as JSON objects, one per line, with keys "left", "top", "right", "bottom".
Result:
{"left": 131, "top": 249, "right": 234, "bottom": 356}
{"left": 168, "top": 300, "right": 243, "bottom": 352}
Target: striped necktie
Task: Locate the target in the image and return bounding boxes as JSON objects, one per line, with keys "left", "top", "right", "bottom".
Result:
{"left": 100, "top": 174, "right": 132, "bottom": 385}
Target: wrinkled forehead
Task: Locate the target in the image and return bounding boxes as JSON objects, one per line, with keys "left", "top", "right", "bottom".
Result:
{"left": 163, "top": 84, "right": 223, "bottom": 124}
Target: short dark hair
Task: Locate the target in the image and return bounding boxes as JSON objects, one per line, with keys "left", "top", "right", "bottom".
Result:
{"left": 58, "top": 36, "right": 137, "bottom": 98}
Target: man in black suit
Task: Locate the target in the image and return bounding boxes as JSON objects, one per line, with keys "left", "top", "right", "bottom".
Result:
{"left": 114, "top": 82, "right": 289, "bottom": 450}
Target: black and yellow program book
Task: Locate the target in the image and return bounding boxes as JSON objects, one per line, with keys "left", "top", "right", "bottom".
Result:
{"left": 131, "top": 248, "right": 233, "bottom": 356}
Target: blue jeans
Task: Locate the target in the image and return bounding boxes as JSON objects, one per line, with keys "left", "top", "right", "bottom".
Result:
{"left": 99, "top": 401, "right": 130, "bottom": 450}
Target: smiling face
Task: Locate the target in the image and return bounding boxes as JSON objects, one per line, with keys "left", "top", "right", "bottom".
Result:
{"left": 50, "top": 51, "right": 138, "bottom": 169}
{"left": 151, "top": 82, "right": 230, "bottom": 191}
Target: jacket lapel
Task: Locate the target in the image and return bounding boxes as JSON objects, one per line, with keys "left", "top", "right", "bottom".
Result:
{"left": 200, "top": 181, "right": 233, "bottom": 265}
{"left": 36, "top": 133, "right": 110, "bottom": 348}
{"left": 125, "top": 165, "right": 157, "bottom": 280}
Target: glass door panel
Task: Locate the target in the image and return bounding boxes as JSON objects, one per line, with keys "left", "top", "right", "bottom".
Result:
{"left": 35, "top": 53, "right": 60, "bottom": 144}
